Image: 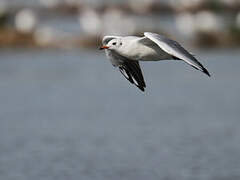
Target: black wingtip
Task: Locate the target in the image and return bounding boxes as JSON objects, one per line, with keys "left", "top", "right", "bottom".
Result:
{"left": 202, "top": 67, "right": 211, "bottom": 77}
{"left": 137, "top": 85, "right": 145, "bottom": 92}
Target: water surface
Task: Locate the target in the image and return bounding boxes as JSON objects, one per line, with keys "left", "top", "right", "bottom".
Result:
{"left": 0, "top": 48, "right": 240, "bottom": 180}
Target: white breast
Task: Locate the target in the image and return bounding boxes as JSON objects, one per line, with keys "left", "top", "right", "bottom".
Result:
{"left": 118, "top": 39, "right": 171, "bottom": 61}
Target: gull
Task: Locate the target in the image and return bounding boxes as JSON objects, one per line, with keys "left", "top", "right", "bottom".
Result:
{"left": 100, "top": 32, "right": 210, "bottom": 92}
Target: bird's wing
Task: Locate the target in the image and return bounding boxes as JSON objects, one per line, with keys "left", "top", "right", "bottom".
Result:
{"left": 105, "top": 50, "right": 146, "bottom": 91}
{"left": 119, "top": 59, "right": 146, "bottom": 92}
{"left": 141, "top": 32, "right": 210, "bottom": 76}
{"left": 102, "top": 36, "right": 121, "bottom": 45}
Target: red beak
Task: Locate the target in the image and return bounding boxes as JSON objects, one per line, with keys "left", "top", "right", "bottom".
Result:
{"left": 99, "top": 45, "right": 109, "bottom": 50}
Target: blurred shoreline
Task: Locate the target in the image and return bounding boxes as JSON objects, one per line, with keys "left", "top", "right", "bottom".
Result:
{"left": 0, "top": 0, "right": 240, "bottom": 49}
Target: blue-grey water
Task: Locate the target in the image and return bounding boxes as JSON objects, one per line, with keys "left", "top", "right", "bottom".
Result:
{"left": 0, "top": 48, "right": 240, "bottom": 180}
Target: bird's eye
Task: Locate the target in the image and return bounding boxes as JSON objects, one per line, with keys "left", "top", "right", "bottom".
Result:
{"left": 120, "top": 42, "right": 122, "bottom": 45}
{"left": 112, "top": 42, "right": 117, "bottom": 45}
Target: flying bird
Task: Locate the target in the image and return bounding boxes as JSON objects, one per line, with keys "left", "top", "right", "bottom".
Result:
{"left": 100, "top": 32, "right": 210, "bottom": 92}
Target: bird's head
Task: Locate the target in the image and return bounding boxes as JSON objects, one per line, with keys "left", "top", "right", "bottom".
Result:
{"left": 99, "top": 38, "right": 123, "bottom": 51}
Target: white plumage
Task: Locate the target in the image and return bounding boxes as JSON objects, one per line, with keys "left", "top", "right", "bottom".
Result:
{"left": 100, "top": 32, "right": 210, "bottom": 92}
